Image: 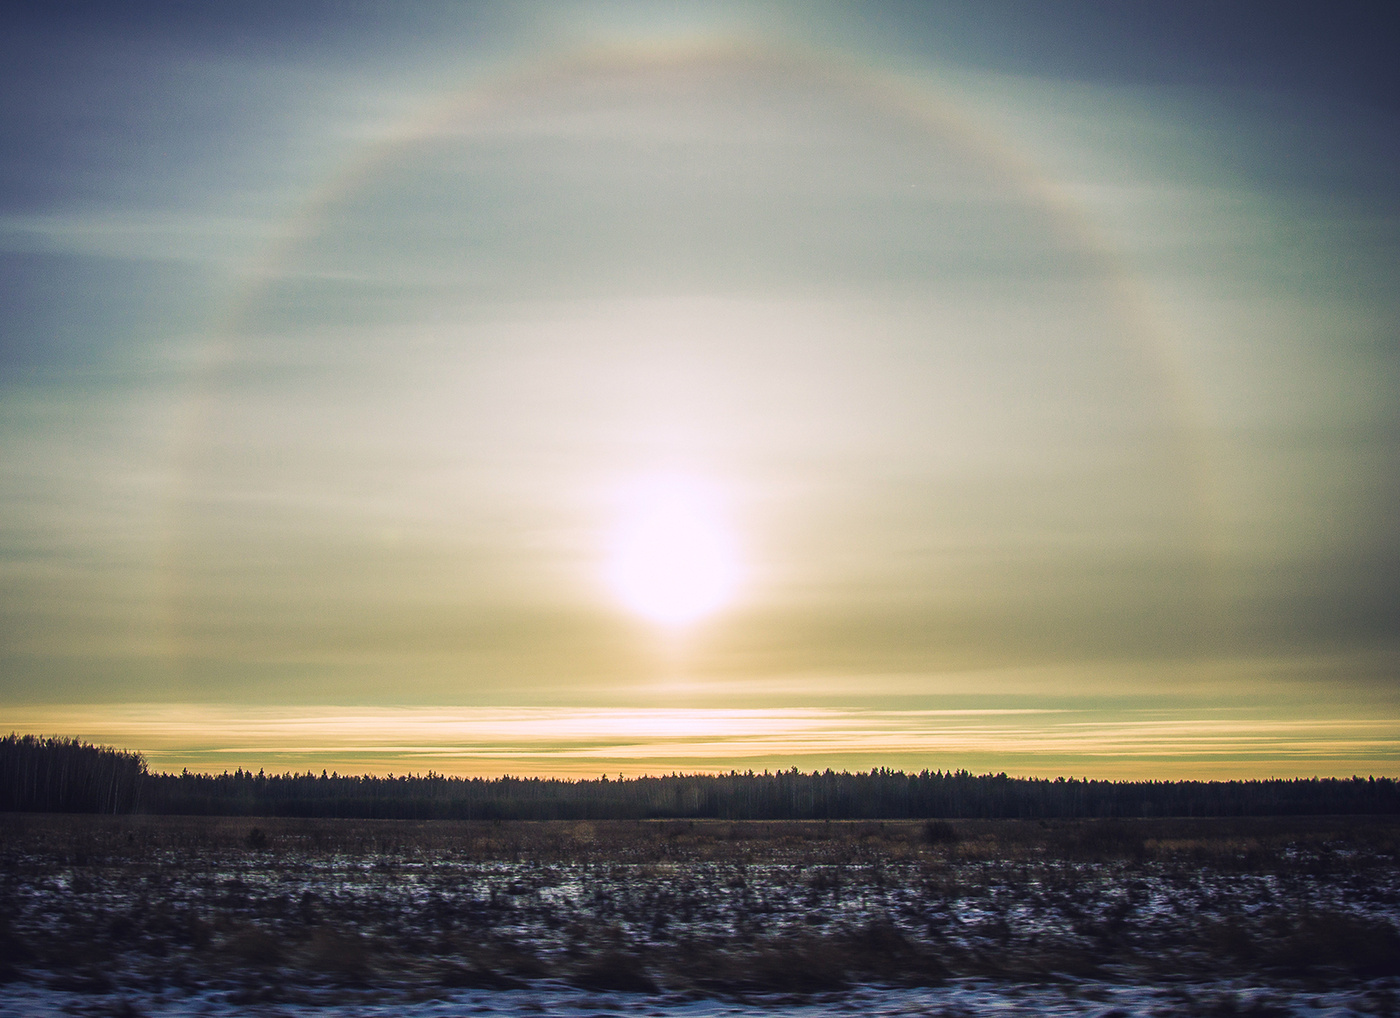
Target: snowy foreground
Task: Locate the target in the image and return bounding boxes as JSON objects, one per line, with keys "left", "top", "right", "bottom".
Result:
{"left": 3, "top": 815, "right": 1398, "bottom": 1016}
{"left": 2, "top": 978, "right": 1396, "bottom": 1018}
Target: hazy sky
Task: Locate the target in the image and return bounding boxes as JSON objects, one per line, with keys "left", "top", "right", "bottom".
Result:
{"left": 2, "top": 2, "right": 1397, "bottom": 777}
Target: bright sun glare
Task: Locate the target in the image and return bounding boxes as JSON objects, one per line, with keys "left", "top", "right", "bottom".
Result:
{"left": 606, "top": 473, "right": 741, "bottom": 629}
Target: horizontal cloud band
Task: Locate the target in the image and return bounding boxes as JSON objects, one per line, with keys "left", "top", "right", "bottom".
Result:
{"left": 8, "top": 704, "right": 1395, "bottom": 781}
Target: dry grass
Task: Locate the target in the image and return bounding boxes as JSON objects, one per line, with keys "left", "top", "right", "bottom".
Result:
{"left": 1, "top": 813, "right": 1397, "bottom": 1001}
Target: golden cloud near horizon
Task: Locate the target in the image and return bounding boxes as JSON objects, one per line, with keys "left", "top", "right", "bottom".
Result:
{"left": 7, "top": 703, "right": 1396, "bottom": 782}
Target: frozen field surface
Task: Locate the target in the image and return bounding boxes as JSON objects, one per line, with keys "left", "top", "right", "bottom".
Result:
{"left": 2, "top": 980, "right": 1396, "bottom": 1018}
{"left": 3, "top": 815, "right": 1398, "bottom": 1016}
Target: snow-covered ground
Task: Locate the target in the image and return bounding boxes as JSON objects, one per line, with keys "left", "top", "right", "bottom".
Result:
{"left": 3, "top": 978, "right": 1397, "bottom": 1017}
{"left": 3, "top": 816, "right": 1398, "bottom": 1016}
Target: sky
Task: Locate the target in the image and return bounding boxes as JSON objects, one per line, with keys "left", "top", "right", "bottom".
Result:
{"left": 2, "top": 1, "right": 1397, "bottom": 778}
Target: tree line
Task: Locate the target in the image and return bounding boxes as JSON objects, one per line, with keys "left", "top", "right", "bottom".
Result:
{"left": 0, "top": 735, "right": 147, "bottom": 814}
{"left": 4, "top": 733, "right": 1398, "bottom": 819}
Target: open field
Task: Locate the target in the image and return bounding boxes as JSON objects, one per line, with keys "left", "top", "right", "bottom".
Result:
{"left": 3, "top": 814, "right": 1399, "bottom": 1016}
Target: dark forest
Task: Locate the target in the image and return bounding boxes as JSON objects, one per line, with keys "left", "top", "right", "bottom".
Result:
{"left": 3, "top": 733, "right": 1397, "bottom": 820}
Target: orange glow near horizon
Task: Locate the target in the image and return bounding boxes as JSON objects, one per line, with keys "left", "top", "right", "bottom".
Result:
{"left": 6, "top": 704, "right": 1396, "bottom": 782}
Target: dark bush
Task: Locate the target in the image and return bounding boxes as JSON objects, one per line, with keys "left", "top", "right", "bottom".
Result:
{"left": 922, "top": 820, "right": 960, "bottom": 845}
{"left": 1061, "top": 820, "right": 1145, "bottom": 860}
{"left": 746, "top": 939, "right": 851, "bottom": 993}
{"left": 1263, "top": 912, "right": 1400, "bottom": 977}
{"left": 223, "top": 927, "right": 283, "bottom": 967}
{"left": 569, "top": 950, "right": 658, "bottom": 993}
{"left": 440, "top": 963, "right": 527, "bottom": 990}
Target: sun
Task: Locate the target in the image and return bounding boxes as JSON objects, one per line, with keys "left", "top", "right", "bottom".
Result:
{"left": 605, "top": 473, "right": 741, "bottom": 629}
